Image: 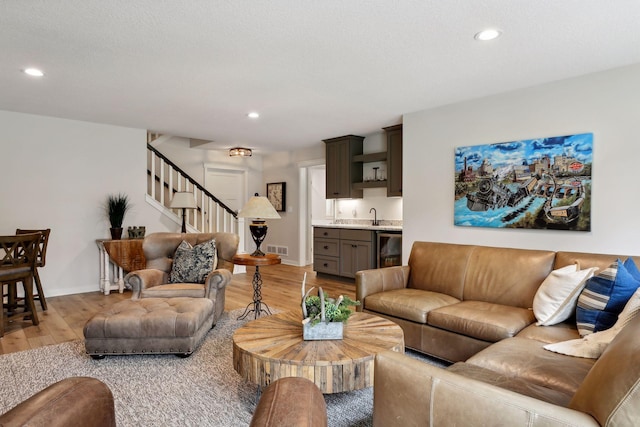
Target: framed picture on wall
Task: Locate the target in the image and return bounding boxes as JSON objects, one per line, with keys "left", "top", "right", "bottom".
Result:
{"left": 267, "top": 182, "right": 286, "bottom": 212}
{"left": 454, "top": 133, "right": 593, "bottom": 231}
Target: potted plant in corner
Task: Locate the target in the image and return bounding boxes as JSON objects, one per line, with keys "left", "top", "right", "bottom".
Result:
{"left": 301, "top": 272, "right": 360, "bottom": 340}
{"left": 106, "top": 193, "right": 130, "bottom": 240}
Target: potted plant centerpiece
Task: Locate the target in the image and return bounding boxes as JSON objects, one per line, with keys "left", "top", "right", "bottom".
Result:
{"left": 301, "top": 273, "right": 360, "bottom": 340}
{"left": 106, "top": 193, "right": 131, "bottom": 240}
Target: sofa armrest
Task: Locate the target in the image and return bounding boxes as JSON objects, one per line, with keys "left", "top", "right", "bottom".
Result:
{"left": 204, "top": 268, "right": 232, "bottom": 293}
{"left": 355, "top": 266, "right": 409, "bottom": 311}
{"left": 204, "top": 268, "right": 232, "bottom": 324}
{"left": 125, "top": 269, "right": 168, "bottom": 299}
{"left": 0, "top": 377, "right": 116, "bottom": 427}
{"left": 373, "top": 351, "right": 599, "bottom": 427}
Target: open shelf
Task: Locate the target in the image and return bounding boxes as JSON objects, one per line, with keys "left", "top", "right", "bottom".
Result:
{"left": 353, "top": 180, "right": 387, "bottom": 189}
{"left": 352, "top": 152, "right": 387, "bottom": 163}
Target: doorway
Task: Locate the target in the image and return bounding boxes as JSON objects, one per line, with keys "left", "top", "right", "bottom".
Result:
{"left": 298, "top": 161, "right": 329, "bottom": 266}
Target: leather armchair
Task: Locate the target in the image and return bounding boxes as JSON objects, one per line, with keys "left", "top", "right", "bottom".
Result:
{"left": 0, "top": 377, "right": 116, "bottom": 427}
{"left": 125, "top": 232, "right": 239, "bottom": 324}
{"left": 250, "top": 377, "right": 327, "bottom": 427}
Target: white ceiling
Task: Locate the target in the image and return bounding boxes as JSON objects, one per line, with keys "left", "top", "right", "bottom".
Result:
{"left": 2, "top": 1, "right": 640, "bottom": 154}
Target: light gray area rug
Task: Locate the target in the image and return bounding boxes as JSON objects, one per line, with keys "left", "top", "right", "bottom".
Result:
{"left": 0, "top": 308, "right": 446, "bottom": 426}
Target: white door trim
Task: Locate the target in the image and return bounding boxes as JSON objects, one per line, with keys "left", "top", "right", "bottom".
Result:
{"left": 297, "top": 158, "right": 325, "bottom": 266}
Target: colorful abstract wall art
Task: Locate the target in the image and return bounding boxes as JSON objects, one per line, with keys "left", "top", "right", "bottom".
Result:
{"left": 454, "top": 133, "right": 592, "bottom": 231}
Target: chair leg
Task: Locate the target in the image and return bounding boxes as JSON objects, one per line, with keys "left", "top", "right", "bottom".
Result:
{"left": 3, "top": 282, "right": 18, "bottom": 315}
{"left": 1, "top": 289, "right": 4, "bottom": 338}
{"left": 33, "top": 269, "right": 47, "bottom": 311}
{"left": 22, "top": 276, "right": 39, "bottom": 326}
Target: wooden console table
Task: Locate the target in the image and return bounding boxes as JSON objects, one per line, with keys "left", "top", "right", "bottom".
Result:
{"left": 96, "top": 239, "right": 146, "bottom": 295}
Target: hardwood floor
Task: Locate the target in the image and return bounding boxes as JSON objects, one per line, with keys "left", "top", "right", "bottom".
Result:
{"left": 0, "top": 264, "right": 356, "bottom": 356}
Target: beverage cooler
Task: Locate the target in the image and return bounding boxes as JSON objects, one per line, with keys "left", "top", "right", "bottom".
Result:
{"left": 376, "top": 231, "right": 402, "bottom": 268}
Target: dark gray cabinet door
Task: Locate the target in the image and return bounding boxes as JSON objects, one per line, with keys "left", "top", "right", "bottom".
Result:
{"left": 385, "top": 124, "right": 403, "bottom": 197}
{"left": 339, "top": 240, "right": 373, "bottom": 278}
{"left": 324, "top": 135, "right": 364, "bottom": 199}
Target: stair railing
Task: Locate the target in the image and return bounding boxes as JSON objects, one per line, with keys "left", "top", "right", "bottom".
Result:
{"left": 147, "top": 143, "right": 239, "bottom": 235}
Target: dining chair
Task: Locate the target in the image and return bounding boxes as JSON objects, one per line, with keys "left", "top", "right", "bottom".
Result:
{"left": 16, "top": 228, "right": 51, "bottom": 310}
{"left": 0, "top": 232, "right": 41, "bottom": 337}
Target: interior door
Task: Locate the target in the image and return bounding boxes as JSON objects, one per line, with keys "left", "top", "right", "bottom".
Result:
{"left": 204, "top": 167, "right": 244, "bottom": 213}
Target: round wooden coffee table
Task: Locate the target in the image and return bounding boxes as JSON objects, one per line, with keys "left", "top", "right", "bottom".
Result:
{"left": 232, "top": 311, "right": 404, "bottom": 393}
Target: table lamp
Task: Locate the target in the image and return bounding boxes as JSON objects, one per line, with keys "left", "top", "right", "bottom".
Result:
{"left": 238, "top": 193, "right": 281, "bottom": 256}
{"left": 170, "top": 192, "right": 197, "bottom": 233}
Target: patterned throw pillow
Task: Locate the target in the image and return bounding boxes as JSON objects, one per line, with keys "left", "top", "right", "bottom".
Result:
{"left": 576, "top": 258, "right": 640, "bottom": 336}
{"left": 168, "top": 239, "right": 218, "bottom": 284}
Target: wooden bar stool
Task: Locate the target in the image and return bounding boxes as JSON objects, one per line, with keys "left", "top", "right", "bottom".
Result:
{"left": 1, "top": 233, "right": 41, "bottom": 337}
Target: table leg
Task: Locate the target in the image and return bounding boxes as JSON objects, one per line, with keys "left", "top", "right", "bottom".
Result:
{"left": 237, "top": 266, "right": 273, "bottom": 320}
{"left": 117, "top": 266, "right": 124, "bottom": 293}
{"left": 103, "top": 249, "right": 111, "bottom": 295}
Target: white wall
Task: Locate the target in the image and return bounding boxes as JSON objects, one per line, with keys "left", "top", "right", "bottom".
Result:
{"left": 403, "top": 63, "right": 640, "bottom": 261}
{"left": 0, "top": 110, "right": 171, "bottom": 296}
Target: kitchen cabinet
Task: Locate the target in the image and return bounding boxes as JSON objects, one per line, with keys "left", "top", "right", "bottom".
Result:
{"left": 313, "top": 227, "right": 340, "bottom": 275}
{"left": 384, "top": 124, "right": 403, "bottom": 196}
{"left": 324, "top": 135, "right": 364, "bottom": 199}
{"left": 313, "top": 227, "right": 375, "bottom": 279}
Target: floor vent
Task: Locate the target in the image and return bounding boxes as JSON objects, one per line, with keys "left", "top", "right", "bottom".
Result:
{"left": 266, "top": 245, "right": 288, "bottom": 256}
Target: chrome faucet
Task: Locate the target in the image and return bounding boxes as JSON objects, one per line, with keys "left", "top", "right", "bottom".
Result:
{"left": 369, "top": 208, "right": 379, "bottom": 226}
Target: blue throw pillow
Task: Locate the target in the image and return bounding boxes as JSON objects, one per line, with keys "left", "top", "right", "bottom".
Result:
{"left": 624, "top": 257, "right": 640, "bottom": 281}
{"left": 576, "top": 258, "right": 640, "bottom": 336}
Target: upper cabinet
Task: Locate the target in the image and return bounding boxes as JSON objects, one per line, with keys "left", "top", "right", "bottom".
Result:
{"left": 324, "top": 126, "right": 402, "bottom": 199}
{"left": 323, "top": 135, "right": 364, "bottom": 199}
{"left": 384, "top": 124, "right": 403, "bottom": 196}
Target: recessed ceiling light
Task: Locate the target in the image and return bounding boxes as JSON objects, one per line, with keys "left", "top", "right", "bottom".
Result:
{"left": 23, "top": 67, "right": 45, "bottom": 77}
{"left": 247, "top": 112, "right": 260, "bottom": 119}
{"left": 474, "top": 29, "right": 502, "bottom": 41}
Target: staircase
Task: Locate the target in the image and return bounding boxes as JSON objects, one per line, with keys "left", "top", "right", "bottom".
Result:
{"left": 146, "top": 134, "right": 239, "bottom": 236}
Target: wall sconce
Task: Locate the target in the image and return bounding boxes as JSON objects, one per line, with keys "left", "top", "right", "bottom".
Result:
{"left": 229, "top": 147, "right": 252, "bottom": 157}
{"left": 169, "top": 192, "right": 197, "bottom": 233}
{"left": 237, "top": 193, "right": 281, "bottom": 256}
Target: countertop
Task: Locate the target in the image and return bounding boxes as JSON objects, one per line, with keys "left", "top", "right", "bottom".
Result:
{"left": 312, "top": 223, "right": 402, "bottom": 232}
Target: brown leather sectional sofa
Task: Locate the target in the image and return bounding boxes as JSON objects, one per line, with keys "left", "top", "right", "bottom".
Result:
{"left": 356, "top": 241, "right": 640, "bottom": 426}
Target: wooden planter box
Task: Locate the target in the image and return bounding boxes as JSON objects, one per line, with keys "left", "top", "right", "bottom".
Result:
{"left": 303, "top": 320, "right": 344, "bottom": 340}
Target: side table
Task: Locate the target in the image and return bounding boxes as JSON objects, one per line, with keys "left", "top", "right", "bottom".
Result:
{"left": 96, "top": 239, "right": 146, "bottom": 295}
{"left": 232, "top": 253, "right": 281, "bottom": 320}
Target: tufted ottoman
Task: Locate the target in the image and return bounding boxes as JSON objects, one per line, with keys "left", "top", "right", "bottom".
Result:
{"left": 84, "top": 297, "right": 214, "bottom": 359}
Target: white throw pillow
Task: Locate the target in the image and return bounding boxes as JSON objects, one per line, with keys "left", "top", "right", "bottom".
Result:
{"left": 533, "top": 264, "right": 598, "bottom": 326}
{"left": 544, "top": 287, "right": 640, "bottom": 359}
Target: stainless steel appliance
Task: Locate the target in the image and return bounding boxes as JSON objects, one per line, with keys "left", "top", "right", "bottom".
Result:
{"left": 377, "top": 231, "right": 402, "bottom": 268}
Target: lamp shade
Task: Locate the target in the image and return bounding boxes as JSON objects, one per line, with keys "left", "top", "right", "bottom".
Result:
{"left": 238, "top": 194, "right": 281, "bottom": 219}
{"left": 170, "top": 192, "right": 197, "bottom": 209}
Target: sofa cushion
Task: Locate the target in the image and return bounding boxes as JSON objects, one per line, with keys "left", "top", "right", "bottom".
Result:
{"left": 544, "top": 287, "right": 640, "bottom": 359}
{"left": 447, "top": 362, "right": 574, "bottom": 407}
{"left": 576, "top": 258, "right": 640, "bottom": 336}
{"left": 533, "top": 264, "right": 598, "bottom": 326}
{"left": 516, "top": 321, "right": 580, "bottom": 344}
{"left": 466, "top": 337, "right": 595, "bottom": 395}
{"left": 428, "top": 301, "right": 535, "bottom": 342}
{"left": 364, "top": 289, "right": 459, "bottom": 324}
{"left": 407, "top": 241, "right": 475, "bottom": 300}
{"left": 168, "top": 239, "right": 217, "bottom": 284}
{"left": 462, "top": 246, "right": 555, "bottom": 308}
